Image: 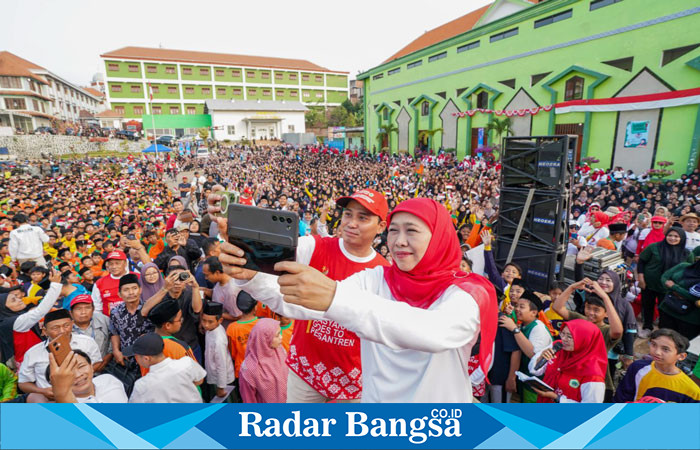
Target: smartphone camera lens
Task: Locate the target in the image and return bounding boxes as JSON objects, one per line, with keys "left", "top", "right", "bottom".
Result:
{"left": 272, "top": 216, "right": 277, "bottom": 221}
{"left": 286, "top": 218, "right": 292, "bottom": 224}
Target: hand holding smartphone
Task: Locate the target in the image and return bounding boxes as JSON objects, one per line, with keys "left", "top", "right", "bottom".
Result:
{"left": 48, "top": 333, "right": 71, "bottom": 366}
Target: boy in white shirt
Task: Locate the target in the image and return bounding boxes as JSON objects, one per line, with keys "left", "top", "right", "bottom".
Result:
{"left": 200, "top": 302, "right": 235, "bottom": 401}
{"left": 127, "top": 333, "right": 206, "bottom": 403}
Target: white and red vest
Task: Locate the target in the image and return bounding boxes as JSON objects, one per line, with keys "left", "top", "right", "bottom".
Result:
{"left": 286, "top": 236, "right": 388, "bottom": 400}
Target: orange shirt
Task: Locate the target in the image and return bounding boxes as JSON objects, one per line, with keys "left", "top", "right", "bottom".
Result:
{"left": 597, "top": 238, "right": 617, "bottom": 251}
{"left": 255, "top": 302, "right": 276, "bottom": 319}
{"left": 140, "top": 336, "right": 196, "bottom": 376}
{"left": 281, "top": 321, "right": 294, "bottom": 352}
{"left": 148, "top": 239, "right": 165, "bottom": 259}
{"left": 226, "top": 317, "right": 258, "bottom": 378}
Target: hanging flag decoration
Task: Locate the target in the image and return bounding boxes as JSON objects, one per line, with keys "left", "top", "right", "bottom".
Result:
{"left": 452, "top": 104, "right": 553, "bottom": 118}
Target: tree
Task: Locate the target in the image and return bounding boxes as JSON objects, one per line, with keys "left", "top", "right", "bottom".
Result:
{"left": 305, "top": 108, "right": 327, "bottom": 128}
{"left": 328, "top": 106, "right": 350, "bottom": 127}
{"left": 198, "top": 127, "right": 209, "bottom": 141}
{"left": 376, "top": 123, "right": 399, "bottom": 151}
{"left": 485, "top": 117, "right": 513, "bottom": 151}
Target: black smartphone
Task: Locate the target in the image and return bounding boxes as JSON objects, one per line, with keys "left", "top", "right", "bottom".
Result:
{"left": 226, "top": 203, "right": 298, "bottom": 276}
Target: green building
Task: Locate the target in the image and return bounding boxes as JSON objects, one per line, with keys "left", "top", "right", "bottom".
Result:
{"left": 359, "top": 0, "right": 700, "bottom": 174}
{"left": 100, "top": 46, "right": 348, "bottom": 136}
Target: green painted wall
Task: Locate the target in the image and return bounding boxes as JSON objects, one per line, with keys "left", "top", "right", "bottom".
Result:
{"left": 274, "top": 70, "right": 300, "bottom": 85}
{"left": 327, "top": 90, "right": 348, "bottom": 104}
{"left": 214, "top": 66, "right": 243, "bottom": 82}
{"left": 141, "top": 114, "right": 211, "bottom": 128}
{"left": 245, "top": 69, "right": 263, "bottom": 83}
{"left": 180, "top": 65, "right": 212, "bottom": 81}
{"left": 144, "top": 63, "right": 179, "bottom": 80}
{"left": 150, "top": 103, "right": 182, "bottom": 115}
{"left": 215, "top": 85, "right": 245, "bottom": 99}
{"left": 302, "top": 89, "right": 325, "bottom": 103}
{"left": 246, "top": 86, "right": 274, "bottom": 100}
{"left": 150, "top": 83, "right": 180, "bottom": 100}
{"left": 111, "top": 102, "right": 146, "bottom": 119}
{"left": 361, "top": 0, "right": 700, "bottom": 170}
{"left": 326, "top": 74, "right": 348, "bottom": 88}
{"left": 104, "top": 60, "right": 142, "bottom": 79}
{"left": 108, "top": 82, "right": 145, "bottom": 99}
{"left": 182, "top": 84, "right": 213, "bottom": 99}
{"left": 301, "top": 72, "right": 325, "bottom": 87}
{"left": 183, "top": 104, "right": 206, "bottom": 115}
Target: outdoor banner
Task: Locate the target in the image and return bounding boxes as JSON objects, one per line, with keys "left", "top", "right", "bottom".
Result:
{"left": 1, "top": 403, "right": 698, "bottom": 449}
{"left": 624, "top": 120, "right": 650, "bottom": 148}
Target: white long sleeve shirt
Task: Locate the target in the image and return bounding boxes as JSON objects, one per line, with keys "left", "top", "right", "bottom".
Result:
{"left": 239, "top": 265, "right": 480, "bottom": 403}
{"left": 205, "top": 325, "right": 236, "bottom": 388}
{"left": 13, "top": 282, "right": 61, "bottom": 332}
{"left": 9, "top": 224, "right": 49, "bottom": 260}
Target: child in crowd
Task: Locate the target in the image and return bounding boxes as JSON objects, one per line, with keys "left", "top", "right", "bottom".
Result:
{"left": 239, "top": 318, "right": 287, "bottom": 403}
{"left": 543, "top": 282, "right": 565, "bottom": 337}
{"left": 614, "top": 329, "right": 700, "bottom": 403}
{"left": 553, "top": 277, "right": 623, "bottom": 401}
{"left": 499, "top": 290, "right": 553, "bottom": 403}
{"left": 200, "top": 302, "right": 235, "bottom": 401}
{"left": 226, "top": 291, "right": 259, "bottom": 378}
{"left": 278, "top": 315, "right": 294, "bottom": 352}
{"left": 146, "top": 299, "right": 197, "bottom": 375}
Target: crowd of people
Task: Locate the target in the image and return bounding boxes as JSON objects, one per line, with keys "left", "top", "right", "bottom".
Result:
{"left": 0, "top": 143, "right": 698, "bottom": 404}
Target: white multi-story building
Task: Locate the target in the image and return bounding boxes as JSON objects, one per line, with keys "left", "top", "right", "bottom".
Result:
{"left": 0, "top": 51, "right": 103, "bottom": 132}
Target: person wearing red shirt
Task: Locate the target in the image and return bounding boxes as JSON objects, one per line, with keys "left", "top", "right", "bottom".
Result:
{"left": 217, "top": 188, "right": 389, "bottom": 403}
{"left": 91, "top": 251, "right": 139, "bottom": 316}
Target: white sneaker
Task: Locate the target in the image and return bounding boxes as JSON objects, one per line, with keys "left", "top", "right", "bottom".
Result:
{"left": 638, "top": 328, "right": 651, "bottom": 339}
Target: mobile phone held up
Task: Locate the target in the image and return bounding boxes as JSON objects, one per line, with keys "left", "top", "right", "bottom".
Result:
{"left": 226, "top": 203, "right": 298, "bottom": 276}
{"left": 48, "top": 333, "right": 71, "bottom": 366}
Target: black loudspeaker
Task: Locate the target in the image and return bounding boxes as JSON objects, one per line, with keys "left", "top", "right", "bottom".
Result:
{"left": 500, "top": 135, "right": 576, "bottom": 190}
{"left": 494, "top": 238, "right": 562, "bottom": 294}
{"left": 497, "top": 188, "right": 568, "bottom": 251}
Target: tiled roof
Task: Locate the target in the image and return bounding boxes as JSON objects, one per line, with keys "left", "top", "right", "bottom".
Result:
{"left": 95, "top": 109, "right": 123, "bottom": 118}
{"left": 382, "top": 3, "right": 493, "bottom": 63}
{"left": 16, "top": 110, "right": 56, "bottom": 119}
{"left": 0, "top": 51, "right": 49, "bottom": 84}
{"left": 101, "top": 46, "right": 348, "bottom": 74}
{"left": 82, "top": 87, "right": 105, "bottom": 98}
{"left": 78, "top": 109, "right": 95, "bottom": 119}
{"left": 0, "top": 90, "right": 51, "bottom": 101}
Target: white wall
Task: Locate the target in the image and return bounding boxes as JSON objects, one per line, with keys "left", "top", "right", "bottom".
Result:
{"left": 210, "top": 110, "right": 306, "bottom": 140}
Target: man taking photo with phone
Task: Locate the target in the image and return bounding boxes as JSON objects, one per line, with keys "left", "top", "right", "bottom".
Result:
{"left": 211, "top": 188, "right": 389, "bottom": 403}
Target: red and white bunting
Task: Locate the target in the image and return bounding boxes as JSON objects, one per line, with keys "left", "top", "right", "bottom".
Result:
{"left": 555, "top": 87, "right": 700, "bottom": 114}
{"left": 452, "top": 104, "right": 553, "bottom": 118}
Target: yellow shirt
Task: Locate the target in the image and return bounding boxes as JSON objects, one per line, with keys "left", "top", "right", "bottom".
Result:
{"left": 43, "top": 243, "right": 58, "bottom": 259}
{"left": 60, "top": 238, "right": 77, "bottom": 253}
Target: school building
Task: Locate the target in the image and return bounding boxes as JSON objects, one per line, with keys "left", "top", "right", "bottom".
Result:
{"left": 359, "top": 0, "right": 700, "bottom": 174}
{"left": 100, "top": 47, "right": 349, "bottom": 137}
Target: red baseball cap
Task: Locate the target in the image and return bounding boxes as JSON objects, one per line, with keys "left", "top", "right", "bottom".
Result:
{"left": 336, "top": 188, "right": 388, "bottom": 221}
{"left": 70, "top": 294, "right": 93, "bottom": 309}
{"left": 105, "top": 250, "right": 127, "bottom": 261}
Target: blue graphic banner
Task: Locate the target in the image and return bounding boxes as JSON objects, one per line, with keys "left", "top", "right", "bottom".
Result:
{"left": 1, "top": 403, "right": 699, "bottom": 449}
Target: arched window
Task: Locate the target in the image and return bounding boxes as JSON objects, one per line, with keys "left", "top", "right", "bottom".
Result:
{"left": 565, "top": 76, "right": 585, "bottom": 101}
{"left": 421, "top": 101, "right": 430, "bottom": 116}
{"left": 476, "top": 91, "right": 489, "bottom": 109}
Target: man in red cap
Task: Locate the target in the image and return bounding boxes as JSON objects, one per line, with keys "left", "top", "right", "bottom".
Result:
{"left": 239, "top": 186, "right": 255, "bottom": 206}
{"left": 91, "top": 250, "right": 139, "bottom": 316}
{"left": 217, "top": 188, "right": 389, "bottom": 402}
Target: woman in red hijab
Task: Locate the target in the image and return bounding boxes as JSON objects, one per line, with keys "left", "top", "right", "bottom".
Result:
{"left": 636, "top": 216, "right": 667, "bottom": 255}
{"left": 238, "top": 318, "right": 287, "bottom": 403}
{"left": 528, "top": 319, "right": 607, "bottom": 403}
{"left": 271, "top": 198, "right": 498, "bottom": 403}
